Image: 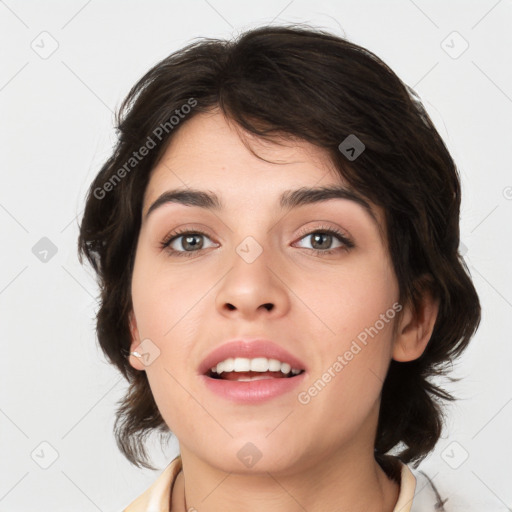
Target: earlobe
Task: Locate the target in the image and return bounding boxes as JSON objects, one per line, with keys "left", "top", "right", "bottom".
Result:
{"left": 392, "top": 289, "right": 440, "bottom": 362}
{"left": 128, "top": 310, "right": 145, "bottom": 371}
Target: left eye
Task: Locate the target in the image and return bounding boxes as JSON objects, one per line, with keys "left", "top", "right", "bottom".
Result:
{"left": 294, "top": 229, "right": 352, "bottom": 253}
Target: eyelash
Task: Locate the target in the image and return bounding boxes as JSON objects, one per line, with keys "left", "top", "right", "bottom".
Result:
{"left": 160, "top": 225, "right": 354, "bottom": 258}
{"left": 296, "top": 225, "right": 355, "bottom": 256}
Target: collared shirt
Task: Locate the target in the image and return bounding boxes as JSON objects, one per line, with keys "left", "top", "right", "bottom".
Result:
{"left": 123, "top": 455, "right": 446, "bottom": 512}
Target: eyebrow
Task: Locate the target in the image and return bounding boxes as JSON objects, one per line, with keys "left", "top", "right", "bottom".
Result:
{"left": 144, "top": 185, "right": 379, "bottom": 226}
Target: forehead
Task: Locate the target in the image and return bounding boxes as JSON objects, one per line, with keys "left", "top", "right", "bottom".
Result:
{"left": 145, "top": 111, "right": 339, "bottom": 204}
{"left": 142, "top": 111, "right": 386, "bottom": 240}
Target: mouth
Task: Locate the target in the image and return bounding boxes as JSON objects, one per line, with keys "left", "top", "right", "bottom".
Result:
{"left": 201, "top": 352, "right": 307, "bottom": 403}
{"left": 206, "top": 357, "right": 305, "bottom": 382}
{"left": 198, "top": 339, "right": 308, "bottom": 403}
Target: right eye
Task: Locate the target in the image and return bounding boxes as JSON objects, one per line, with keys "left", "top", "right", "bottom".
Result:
{"left": 160, "top": 229, "right": 218, "bottom": 257}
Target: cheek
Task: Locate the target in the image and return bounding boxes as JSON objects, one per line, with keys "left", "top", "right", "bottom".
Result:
{"left": 301, "top": 251, "right": 398, "bottom": 399}
{"left": 130, "top": 246, "right": 210, "bottom": 416}
{"left": 131, "top": 244, "right": 207, "bottom": 342}
{"left": 308, "top": 250, "right": 398, "bottom": 342}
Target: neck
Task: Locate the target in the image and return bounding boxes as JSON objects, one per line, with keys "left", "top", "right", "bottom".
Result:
{"left": 171, "top": 443, "right": 399, "bottom": 512}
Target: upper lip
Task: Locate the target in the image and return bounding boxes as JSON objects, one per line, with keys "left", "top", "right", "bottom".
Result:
{"left": 198, "top": 339, "right": 307, "bottom": 375}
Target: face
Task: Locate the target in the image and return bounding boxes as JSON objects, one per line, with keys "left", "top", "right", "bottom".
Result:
{"left": 129, "top": 110, "right": 402, "bottom": 475}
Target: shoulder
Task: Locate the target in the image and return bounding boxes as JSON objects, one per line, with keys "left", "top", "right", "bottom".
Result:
{"left": 402, "top": 464, "right": 450, "bottom": 512}
{"left": 122, "top": 455, "right": 182, "bottom": 512}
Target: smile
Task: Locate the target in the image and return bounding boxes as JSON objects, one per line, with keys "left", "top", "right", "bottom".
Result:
{"left": 208, "top": 357, "right": 304, "bottom": 381}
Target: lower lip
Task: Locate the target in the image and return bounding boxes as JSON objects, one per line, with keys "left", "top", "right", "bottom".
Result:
{"left": 200, "top": 373, "right": 307, "bottom": 404}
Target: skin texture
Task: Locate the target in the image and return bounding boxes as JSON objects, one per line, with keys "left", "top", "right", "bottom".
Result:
{"left": 128, "top": 110, "right": 439, "bottom": 512}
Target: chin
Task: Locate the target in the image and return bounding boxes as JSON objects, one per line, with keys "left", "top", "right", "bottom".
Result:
{"left": 199, "top": 437, "right": 306, "bottom": 475}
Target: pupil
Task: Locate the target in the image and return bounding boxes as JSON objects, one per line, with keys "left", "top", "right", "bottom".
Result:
{"left": 184, "top": 234, "right": 202, "bottom": 251}
{"left": 312, "top": 233, "right": 331, "bottom": 250}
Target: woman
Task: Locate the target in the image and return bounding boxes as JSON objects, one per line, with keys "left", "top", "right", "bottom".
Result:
{"left": 78, "top": 25, "right": 481, "bottom": 511}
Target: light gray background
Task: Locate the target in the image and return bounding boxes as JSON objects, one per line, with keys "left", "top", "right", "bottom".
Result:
{"left": 1, "top": 0, "right": 511, "bottom": 510}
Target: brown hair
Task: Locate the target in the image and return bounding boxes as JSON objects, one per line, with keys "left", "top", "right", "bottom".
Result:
{"left": 77, "top": 24, "right": 481, "bottom": 471}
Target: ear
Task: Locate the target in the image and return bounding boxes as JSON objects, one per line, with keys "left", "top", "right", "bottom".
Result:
{"left": 128, "top": 310, "right": 145, "bottom": 371}
{"left": 393, "top": 284, "right": 440, "bottom": 362}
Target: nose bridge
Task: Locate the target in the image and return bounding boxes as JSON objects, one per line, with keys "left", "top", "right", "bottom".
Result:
{"left": 215, "top": 233, "right": 289, "bottom": 317}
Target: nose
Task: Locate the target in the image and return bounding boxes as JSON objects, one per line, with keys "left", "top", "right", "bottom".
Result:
{"left": 215, "top": 245, "right": 290, "bottom": 320}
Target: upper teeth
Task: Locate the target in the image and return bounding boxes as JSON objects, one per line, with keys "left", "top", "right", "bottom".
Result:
{"left": 211, "top": 357, "right": 302, "bottom": 375}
